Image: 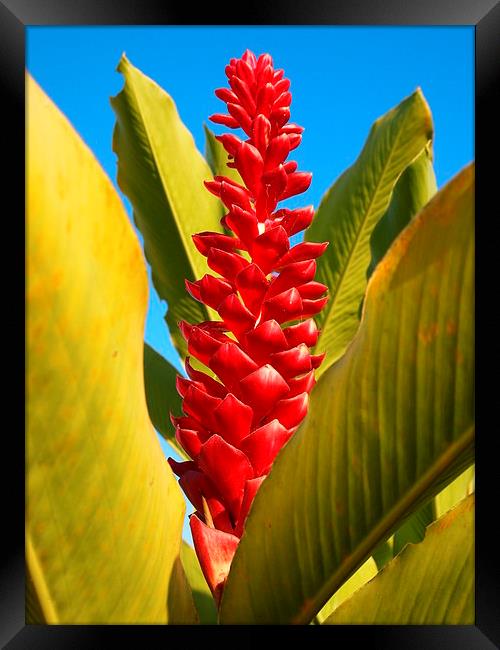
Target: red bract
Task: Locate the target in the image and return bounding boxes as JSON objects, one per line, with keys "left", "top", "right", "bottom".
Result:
{"left": 168, "top": 49, "right": 328, "bottom": 605}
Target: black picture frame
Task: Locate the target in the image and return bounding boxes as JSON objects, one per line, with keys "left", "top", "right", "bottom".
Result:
{"left": 6, "top": 0, "right": 498, "bottom": 646}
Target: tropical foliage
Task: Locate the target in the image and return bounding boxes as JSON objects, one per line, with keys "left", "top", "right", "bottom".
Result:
{"left": 26, "top": 51, "right": 474, "bottom": 624}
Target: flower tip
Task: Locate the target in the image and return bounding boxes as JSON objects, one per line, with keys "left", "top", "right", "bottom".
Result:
{"left": 184, "top": 278, "right": 195, "bottom": 290}
{"left": 167, "top": 457, "right": 180, "bottom": 474}
{"left": 178, "top": 320, "right": 193, "bottom": 341}
{"left": 242, "top": 48, "right": 256, "bottom": 62}
{"left": 204, "top": 180, "right": 221, "bottom": 197}
{"left": 311, "top": 352, "right": 326, "bottom": 369}
{"left": 209, "top": 113, "right": 239, "bottom": 128}
{"left": 175, "top": 375, "right": 190, "bottom": 398}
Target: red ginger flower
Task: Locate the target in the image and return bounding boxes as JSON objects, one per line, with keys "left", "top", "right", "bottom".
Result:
{"left": 168, "top": 49, "right": 328, "bottom": 605}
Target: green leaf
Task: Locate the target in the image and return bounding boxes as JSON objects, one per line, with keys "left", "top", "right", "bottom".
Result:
{"left": 391, "top": 465, "right": 475, "bottom": 566}
{"left": 324, "top": 495, "right": 474, "bottom": 624}
{"left": 435, "top": 464, "right": 475, "bottom": 518}
{"left": 181, "top": 541, "right": 218, "bottom": 624}
{"left": 27, "top": 75, "right": 196, "bottom": 623}
{"left": 307, "top": 89, "right": 434, "bottom": 376}
{"left": 371, "top": 540, "right": 393, "bottom": 571}
{"left": 167, "top": 554, "right": 200, "bottom": 624}
{"left": 143, "top": 342, "right": 187, "bottom": 458}
{"left": 204, "top": 123, "right": 243, "bottom": 186}
{"left": 111, "top": 55, "right": 224, "bottom": 359}
{"left": 26, "top": 569, "right": 45, "bottom": 625}
{"left": 367, "top": 144, "right": 437, "bottom": 279}
{"left": 220, "top": 164, "right": 474, "bottom": 624}
{"left": 316, "top": 557, "right": 378, "bottom": 624}
{"left": 393, "top": 499, "right": 435, "bottom": 557}
{"left": 392, "top": 462, "right": 470, "bottom": 561}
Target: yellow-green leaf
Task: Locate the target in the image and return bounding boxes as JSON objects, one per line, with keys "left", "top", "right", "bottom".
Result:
{"left": 315, "top": 557, "right": 378, "bottom": 624}
{"left": 435, "top": 464, "right": 475, "bottom": 518}
{"left": 307, "top": 90, "right": 434, "bottom": 376}
{"left": 204, "top": 124, "right": 243, "bottom": 186}
{"left": 392, "top": 499, "right": 435, "bottom": 557}
{"left": 220, "top": 164, "right": 474, "bottom": 624}
{"left": 324, "top": 495, "right": 474, "bottom": 624}
{"left": 111, "top": 55, "right": 223, "bottom": 359}
{"left": 371, "top": 540, "right": 393, "bottom": 571}
{"left": 180, "top": 541, "right": 218, "bottom": 624}
{"left": 27, "top": 75, "right": 196, "bottom": 624}
{"left": 367, "top": 143, "right": 437, "bottom": 279}
{"left": 143, "top": 342, "right": 187, "bottom": 458}
{"left": 167, "top": 555, "right": 200, "bottom": 624}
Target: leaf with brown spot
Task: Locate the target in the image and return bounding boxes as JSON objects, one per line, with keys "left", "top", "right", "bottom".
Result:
{"left": 324, "top": 495, "right": 474, "bottom": 624}
{"left": 27, "top": 75, "right": 197, "bottom": 623}
{"left": 220, "top": 164, "right": 474, "bottom": 624}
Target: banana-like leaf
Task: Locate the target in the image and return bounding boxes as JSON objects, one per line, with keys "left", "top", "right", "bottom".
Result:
{"left": 324, "top": 495, "right": 474, "bottom": 624}
{"left": 181, "top": 541, "right": 218, "bottom": 624}
{"left": 307, "top": 89, "right": 434, "bottom": 376}
{"left": 143, "top": 342, "right": 187, "bottom": 458}
{"left": 26, "top": 570, "right": 44, "bottom": 625}
{"left": 167, "top": 554, "right": 200, "bottom": 624}
{"left": 391, "top": 462, "right": 474, "bottom": 561}
{"left": 204, "top": 124, "right": 243, "bottom": 186}
{"left": 367, "top": 144, "right": 437, "bottom": 279}
{"left": 111, "top": 55, "right": 224, "bottom": 359}
{"left": 27, "top": 75, "right": 196, "bottom": 624}
{"left": 371, "top": 540, "right": 393, "bottom": 571}
{"left": 220, "top": 164, "right": 474, "bottom": 624}
{"left": 435, "top": 464, "right": 475, "bottom": 518}
{"left": 393, "top": 500, "right": 435, "bottom": 557}
{"left": 316, "top": 557, "right": 378, "bottom": 624}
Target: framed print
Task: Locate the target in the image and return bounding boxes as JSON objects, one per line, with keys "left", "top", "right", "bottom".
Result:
{"left": 5, "top": 0, "right": 498, "bottom": 646}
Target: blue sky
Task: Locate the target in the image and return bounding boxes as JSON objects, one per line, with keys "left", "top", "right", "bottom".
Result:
{"left": 27, "top": 26, "right": 474, "bottom": 541}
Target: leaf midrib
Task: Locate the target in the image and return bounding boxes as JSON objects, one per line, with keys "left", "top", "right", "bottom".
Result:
{"left": 316, "top": 116, "right": 427, "bottom": 360}
{"left": 292, "top": 424, "right": 475, "bottom": 624}
{"left": 121, "top": 59, "right": 209, "bottom": 295}
{"left": 27, "top": 532, "right": 58, "bottom": 623}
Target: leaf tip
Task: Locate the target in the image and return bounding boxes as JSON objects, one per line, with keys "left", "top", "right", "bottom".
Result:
{"left": 414, "top": 86, "right": 434, "bottom": 140}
